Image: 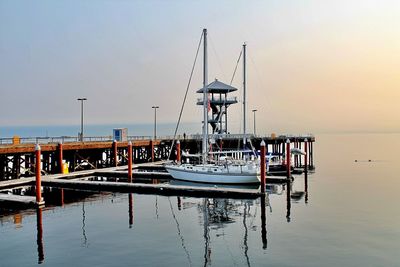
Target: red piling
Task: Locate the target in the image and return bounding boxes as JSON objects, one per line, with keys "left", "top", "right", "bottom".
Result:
{"left": 150, "top": 140, "right": 154, "bottom": 162}
{"left": 35, "top": 144, "right": 43, "bottom": 205}
{"left": 58, "top": 142, "right": 63, "bottom": 174}
{"left": 128, "top": 141, "right": 133, "bottom": 183}
{"left": 260, "top": 140, "right": 266, "bottom": 194}
{"left": 176, "top": 140, "right": 181, "bottom": 163}
{"left": 286, "top": 139, "right": 291, "bottom": 179}
{"left": 304, "top": 138, "right": 308, "bottom": 174}
{"left": 113, "top": 140, "right": 118, "bottom": 167}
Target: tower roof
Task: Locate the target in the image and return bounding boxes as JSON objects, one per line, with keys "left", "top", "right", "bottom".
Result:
{"left": 197, "top": 79, "right": 238, "bottom": 93}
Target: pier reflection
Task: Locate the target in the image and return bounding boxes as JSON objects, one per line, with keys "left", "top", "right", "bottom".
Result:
{"left": 36, "top": 208, "right": 44, "bottom": 264}
{"left": 305, "top": 172, "right": 309, "bottom": 204}
{"left": 128, "top": 193, "right": 134, "bottom": 228}
{"left": 286, "top": 180, "right": 291, "bottom": 222}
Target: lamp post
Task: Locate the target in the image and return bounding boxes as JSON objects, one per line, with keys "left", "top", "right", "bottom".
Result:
{"left": 252, "top": 109, "right": 257, "bottom": 136}
{"left": 77, "top": 98, "right": 87, "bottom": 141}
{"left": 152, "top": 106, "right": 159, "bottom": 140}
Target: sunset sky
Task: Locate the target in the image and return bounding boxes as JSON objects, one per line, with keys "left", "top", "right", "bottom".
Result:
{"left": 1, "top": 0, "right": 399, "bottom": 134}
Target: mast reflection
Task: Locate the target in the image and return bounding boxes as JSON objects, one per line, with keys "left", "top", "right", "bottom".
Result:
{"left": 242, "top": 203, "right": 250, "bottom": 266}
{"left": 82, "top": 201, "right": 88, "bottom": 247}
{"left": 36, "top": 208, "right": 44, "bottom": 264}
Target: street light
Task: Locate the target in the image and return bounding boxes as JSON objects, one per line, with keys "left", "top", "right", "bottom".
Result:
{"left": 77, "top": 98, "right": 87, "bottom": 141}
{"left": 252, "top": 109, "right": 257, "bottom": 136}
{"left": 152, "top": 106, "right": 159, "bottom": 140}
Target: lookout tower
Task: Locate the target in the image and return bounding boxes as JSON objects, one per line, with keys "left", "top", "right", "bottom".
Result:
{"left": 197, "top": 79, "right": 238, "bottom": 134}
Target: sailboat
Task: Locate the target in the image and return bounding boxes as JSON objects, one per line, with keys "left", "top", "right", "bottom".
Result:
{"left": 165, "top": 29, "right": 260, "bottom": 184}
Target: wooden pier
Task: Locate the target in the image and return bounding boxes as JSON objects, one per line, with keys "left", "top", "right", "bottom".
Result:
{"left": 0, "top": 134, "right": 315, "bottom": 181}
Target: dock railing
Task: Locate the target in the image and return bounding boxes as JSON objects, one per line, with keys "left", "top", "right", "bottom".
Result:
{"left": 0, "top": 133, "right": 315, "bottom": 145}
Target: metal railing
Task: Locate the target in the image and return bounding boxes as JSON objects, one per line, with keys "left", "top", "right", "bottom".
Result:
{"left": 0, "top": 133, "right": 315, "bottom": 145}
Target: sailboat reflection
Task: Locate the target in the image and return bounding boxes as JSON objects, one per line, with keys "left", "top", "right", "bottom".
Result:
{"left": 36, "top": 208, "right": 44, "bottom": 264}
{"left": 196, "top": 197, "right": 265, "bottom": 266}
{"left": 169, "top": 197, "right": 193, "bottom": 266}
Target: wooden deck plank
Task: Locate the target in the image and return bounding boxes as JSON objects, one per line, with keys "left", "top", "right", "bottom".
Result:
{"left": 0, "top": 178, "right": 35, "bottom": 190}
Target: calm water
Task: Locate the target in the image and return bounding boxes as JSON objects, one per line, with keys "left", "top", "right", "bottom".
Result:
{"left": 0, "top": 122, "right": 200, "bottom": 138}
{"left": 1, "top": 133, "right": 399, "bottom": 266}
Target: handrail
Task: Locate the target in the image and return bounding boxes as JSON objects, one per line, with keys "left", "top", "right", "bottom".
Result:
{"left": 0, "top": 133, "right": 315, "bottom": 145}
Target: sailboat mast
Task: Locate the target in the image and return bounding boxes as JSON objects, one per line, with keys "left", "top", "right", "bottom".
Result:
{"left": 202, "top": 28, "right": 208, "bottom": 164}
{"left": 242, "top": 43, "right": 247, "bottom": 146}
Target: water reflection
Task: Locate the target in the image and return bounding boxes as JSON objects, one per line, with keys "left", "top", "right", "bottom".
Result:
{"left": 169, "top": 197, "right": 193, "bottom": 266}
{"left": 60, "top": 189, "right": 64, "bottom": 206}
{"left": 286, "top": 181, "right": 291, "bottom": 222}
{"left": 260, "top": 195, "right": 267, "bottom": 249}
{"left": 242, "top": 202, "right": 250, "bottom": 266}
{"left": 193, "top": 197, "right": 267, "bottom": 266}
{"left": 305, "top": 172, "right": 309, "bottom": 204}
{"left": 82, "top": 201, "right": 88, "bottom": 247}
{"left": 36, "top": 208, "right": 44, "bottom": 264}
{"left": 1, "top": 177, "right": 307, "bottom": 265}
{"left": 177, "top": 196, "right": 182, "bottom": 210}
{"left": 128, "top": 193, "right": 134, "bottom": 228}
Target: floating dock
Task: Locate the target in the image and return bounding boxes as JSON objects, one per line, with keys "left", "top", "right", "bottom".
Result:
{"left": 0, "top": 194, "right": 43, "bottom": 207}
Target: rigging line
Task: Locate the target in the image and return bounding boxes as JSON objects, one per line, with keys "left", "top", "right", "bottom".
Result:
{"left": 221, "top": 228, "right": 240, "bottom": 266}
{"left": 208, "top": 33, "right": 228, "bottom": 82}
{"left": 168, "top": 31, "right": 204, "bottom": 160}
{"left": 230, "top": 50, "right": 242, "bottom": 85}
{"left": 248, "top": 52, "right": 271, "bottom": 113}
{"left": 168, "top": 197, "right": 193, "bottom": 267}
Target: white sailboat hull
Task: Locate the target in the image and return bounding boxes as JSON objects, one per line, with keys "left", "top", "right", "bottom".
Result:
{"left": 165, "top": 164, "right": 260, "bottom": 184}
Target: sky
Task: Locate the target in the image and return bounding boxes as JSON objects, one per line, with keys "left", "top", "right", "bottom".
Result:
{"left": 0, "top": 0, "right": 399, "bottom": 135}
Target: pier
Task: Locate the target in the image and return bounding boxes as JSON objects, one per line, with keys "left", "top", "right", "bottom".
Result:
{"left": 0, "top": 134, "right": 314, "bottom": 180}
{"left": 0, "top": 134, "right": 314, "bottom": 207}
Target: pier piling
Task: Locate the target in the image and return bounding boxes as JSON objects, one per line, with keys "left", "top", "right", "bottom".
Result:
{"left": 286, "top": 139, "right": 291, "bottom": 179}
{"left": 113, "top": 140, "right": 118, "bottom": 167}
{"left": 35, "top": 144, "right": 43, "bottom": 205}
{"left": 128, "top": 141, "right": 133, "bottom": 182}
{"left": 304, "top": 138, "right": 308, "bottom": 173}
{"left": 58, "top": 143, "right": 63, "bottom": 174}
{"left": 176, "top": 140, "right": 181, "bottom": 163}
{"left": 260, "top": 140, "right": 266, "bottom": 194}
